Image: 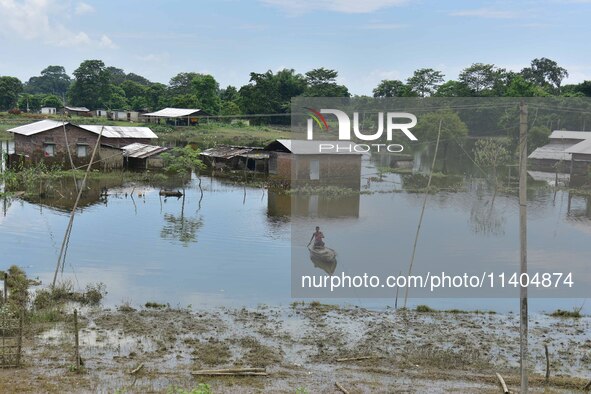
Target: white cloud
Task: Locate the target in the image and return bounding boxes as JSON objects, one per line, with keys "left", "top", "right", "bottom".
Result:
{"left": 450, "top": 8, "right": 518, "bottom": 19}
{"left": 261, "top": 0, "right": 408, "bottom": 14}
{"left": 0, "top": 0, "right": 114, "bottom": 48}
{"left": 75, "top": 1, "right": 94, "bottom": 15}
{"left": 98, "top": 34, "right": 117, "bottom": 49}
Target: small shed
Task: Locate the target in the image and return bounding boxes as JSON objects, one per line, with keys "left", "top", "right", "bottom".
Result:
{"left": 95, "top": 109, "right": 108, "bottom": 117}
{"left": 122, "top": 143, "right": 168, "bottom": 169}
{"left": 108, "top": 110, "right": 140, "bottom": 122}
{"left": 200, "top": 145, "right": 269, "bottom": 172}
{"left": 41, "top": 107, "right": 57, "bottom": 115}
{"left": 64, "top": 106, "right": 91, "bottom": 117}
{"left": 265, "top": 139, "right": 363, "bottom": 189}
{"left": 142, "top": 108, "right": 209, "bottom": 126}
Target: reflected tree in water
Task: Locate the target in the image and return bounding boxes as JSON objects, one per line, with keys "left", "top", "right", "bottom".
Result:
{"left": 469, "top": 185, "right": 506, "bottom": 236}
{"left": 160, "top": 194, "right": 203, "bottom": 246}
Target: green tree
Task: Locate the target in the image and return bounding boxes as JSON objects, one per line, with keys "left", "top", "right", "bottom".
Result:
{"left": 372, "top": 79, "right": 407, "bottom": 97}
{"left": 41, "top": 94, "right": 64, "bottom": 108}
{"left": 459, "top": 63, "right": 506, "bottom": 96}
{"left": 168, "top": 72, "right": 200, "bottom": 96}
{"left": 0, "top": 76, "right": 23, "bottom": 110}
{"left": 106, "top": 66, "right": 127, "bottom": 85}
{"left": 126, "top": 73, "right": 152, "bottom": 86}
{"left": 25, "top": 65, "right": 71, "bottom": 96}
{"left": 473, "top": 138, "right": 510, "bottom": 182}
{"left": 104, "top": 85, "right": 128, "bottom": 109}
{"left": 414, "top": 110, "right": 468, "bottom": 172}
{"left": 434, "top": 80, "right": 470, "bottom": 97}
{"left": 17, "top": 93, "right": 44, "bottom": 112}
{"left": 69, "top": 60, "right": 111, "bottom": 109}
{"left": 505, "top": 76, "right": 549, "bottom": 97}
{"left": 407, "top": 68, "right": 444, "bottom": 97}
{"left": 162, "top": 145, "right": 205, "bottom": 177}
{"left": 192, "top": 74, "right": 221, "bottom": 114}
{"left": 147, "top": 83, "right": 167, "bottom": 110}
{"left": 239, "top": 69, "right": 306, "bottom": 119}
{"left": 521, "top": 57, "right": 568, "bottom": 93}
{"left": 221, "top": 101, "right": 241, "bottom": 116}
{"left": 304, "top": 68, "right": 349, "bottom": 97}
{"left": 220, "top": 85, "right": 239, "bottom": 102}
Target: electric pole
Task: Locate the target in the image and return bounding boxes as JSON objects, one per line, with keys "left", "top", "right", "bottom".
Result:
{"left": 519, "top": 100, "right": 529, "bottom": 392}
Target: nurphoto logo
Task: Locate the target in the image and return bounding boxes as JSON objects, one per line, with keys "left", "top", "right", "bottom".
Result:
{"left": 305, "top": 107, "right": 418, "bottom": 153}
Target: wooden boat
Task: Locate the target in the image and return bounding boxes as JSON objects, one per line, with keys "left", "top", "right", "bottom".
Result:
{"left": 159, "top": 190, "right": 183, "bottom": 197}
{"left": 308, "top": 245, "right": 337, "bottom": 275}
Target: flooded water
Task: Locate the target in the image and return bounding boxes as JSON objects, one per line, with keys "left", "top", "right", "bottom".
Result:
{"left": 0, "top": 143, "right": 590, "bottom": 314}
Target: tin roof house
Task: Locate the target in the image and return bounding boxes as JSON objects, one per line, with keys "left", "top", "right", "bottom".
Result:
{"left": 265, "top": 139, "right": 363, "bottom": 189}
{"left": 528, "top": 130, "right": 591, "bottom": 172}
{"left": 7, "top": 120, "right": 160, "bottom": 170}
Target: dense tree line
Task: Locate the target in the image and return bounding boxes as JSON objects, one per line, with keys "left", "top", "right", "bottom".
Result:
{"left": 0, "top": 57, "right": 589, "bottom": 116}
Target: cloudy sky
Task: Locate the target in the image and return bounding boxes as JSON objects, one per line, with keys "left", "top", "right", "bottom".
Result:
{"left": 0, "top": 0, "right": 589, "bottom": 95}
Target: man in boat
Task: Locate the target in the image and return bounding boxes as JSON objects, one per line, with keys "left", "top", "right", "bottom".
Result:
{"left": 308, "top": 226, "right": 325, "bottom": 249}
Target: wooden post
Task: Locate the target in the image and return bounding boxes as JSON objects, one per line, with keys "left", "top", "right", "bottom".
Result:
{"left": 544, "top": 343, "right": 550, "bottom": 383}
{"left": 518, "top": 100, "right": 529, "bottom": 393}
{"left": 17, "top": 310, "right": 23, "bottom": 367}
{"left": 3, "top": 272, "right": 7, "bottom": 304}
{"left": 74, "top": 309, "right": 80, "bottom": 370}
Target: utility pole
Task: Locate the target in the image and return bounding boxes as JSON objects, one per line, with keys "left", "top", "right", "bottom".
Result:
{"left": 519, "top": 100, "right": 529, "bottom": 392}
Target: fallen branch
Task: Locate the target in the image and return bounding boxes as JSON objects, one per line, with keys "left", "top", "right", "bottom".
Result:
{"left": 191, "top": 367, "right": 267, "bottom": 376}
{"left": 129, "top": 363, "right": 144, "bottom": 375}
{"left": 582, "top": 379, "right": 591, "bottom": 391}
{"left": 495, "top": 372, "right": 509, "bottom": 394}
{"left": 192, "top": 367, "right": 265, "bottom": 373}
{"left": 335, "top": 381, "right": 349, "bottom": 394}
{"left": 336, "top": 356, "right": 373, "bottom": 362}
{"left": 191, "top": 372, "right": 268, "bottom": 376}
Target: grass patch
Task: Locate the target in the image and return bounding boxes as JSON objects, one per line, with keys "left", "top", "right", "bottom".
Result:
{"left": 236, "top": 336, "right": 283, "bottom": 368}
{"left": 190, "top": 338, "right": 232, "bottom": 366}
{"left": 550, "top": 308, "right": 583, "bottom": 318}
{"left": 145, "top": 302, "right": 167, "bottom": 309}
{"left": 415, "top": 305, "right": 437, "bottom": 313}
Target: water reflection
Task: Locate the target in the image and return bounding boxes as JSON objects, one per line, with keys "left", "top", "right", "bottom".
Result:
{"left": 267, "top": 190, "right": 360, "bottom": 218}
{"left": 160, "top": 195, "right": 204, "bottom": 246}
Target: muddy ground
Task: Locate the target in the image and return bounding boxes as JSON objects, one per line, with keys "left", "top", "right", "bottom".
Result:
{"left": 1, "top": 303, "right": 590, "bottom": 393}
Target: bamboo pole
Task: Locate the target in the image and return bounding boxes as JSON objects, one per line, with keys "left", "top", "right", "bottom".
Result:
{"left": 335, "top": 382, "right": 350, "bottom": 394}
{"left": 404, "top": 119, "right": 442, "bottom": 308}
{"left": 518, "top": 100, "right": 529, "bottom": 392}
{"left": 495, "top": 372, "right": 509, "bottom": 394}
{"left": 74, "top": 309, "right": 80, "bottom": 370}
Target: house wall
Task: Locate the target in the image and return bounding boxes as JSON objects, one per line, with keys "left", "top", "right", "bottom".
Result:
{"left": 12, "top": 125, "right": 125, "bottom": 169}
{"left": 101, "top": 137, "right": 151, "bottom": 148}
{"left": 269, "top": 152, "right": 361, "bottom": 189}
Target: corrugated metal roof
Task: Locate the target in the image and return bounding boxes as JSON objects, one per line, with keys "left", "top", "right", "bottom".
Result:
{"left": 7, "top": 120, "right": 68, "bottom": 136}
{"left": 122, "top": 143, "right": 168, "bottom": 159}
{"left": 528, "top": 142, "right": 572, "bottom": 161}
{"left": 65, "top": 106, "right": 90, "bottom": 112}
{"left": 549, "top": 130, "right": 591, "bottom": 140}
{"left": 200, "top": 145, "right": 258, "bottom": 159}
{"left": 143, "top": 108, "right": 204, "bottom": 118}
{"left": 79, "top": 125, "right": 158, "bottom": 139}
{"left": 268, "top": 139, "right": 364, "bottom": 155}
{"left": 566, "top": 139, "right": 591, "bottom": 155}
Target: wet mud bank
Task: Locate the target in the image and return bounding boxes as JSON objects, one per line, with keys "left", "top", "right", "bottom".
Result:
{"left": 2, "top": 303, "right": 590, "bottom": 393}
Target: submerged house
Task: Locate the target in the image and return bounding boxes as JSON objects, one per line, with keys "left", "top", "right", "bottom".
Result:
{"left": 8, "top": 120, "right": 120, "bottom": 169}
{"left": 7, "top": 120, "right": 159, "bottom": 170}
{"left": 122, "top": 143, "right": 168, "bottom": 169}
{"left": 528, "top": 130, "right": 591, "bottom": 172}
{"left": 200, "top": 145, "right": 269, "bottom": 172}
{"left": 265, "top": 139, "right": 363, "bottom": 189}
